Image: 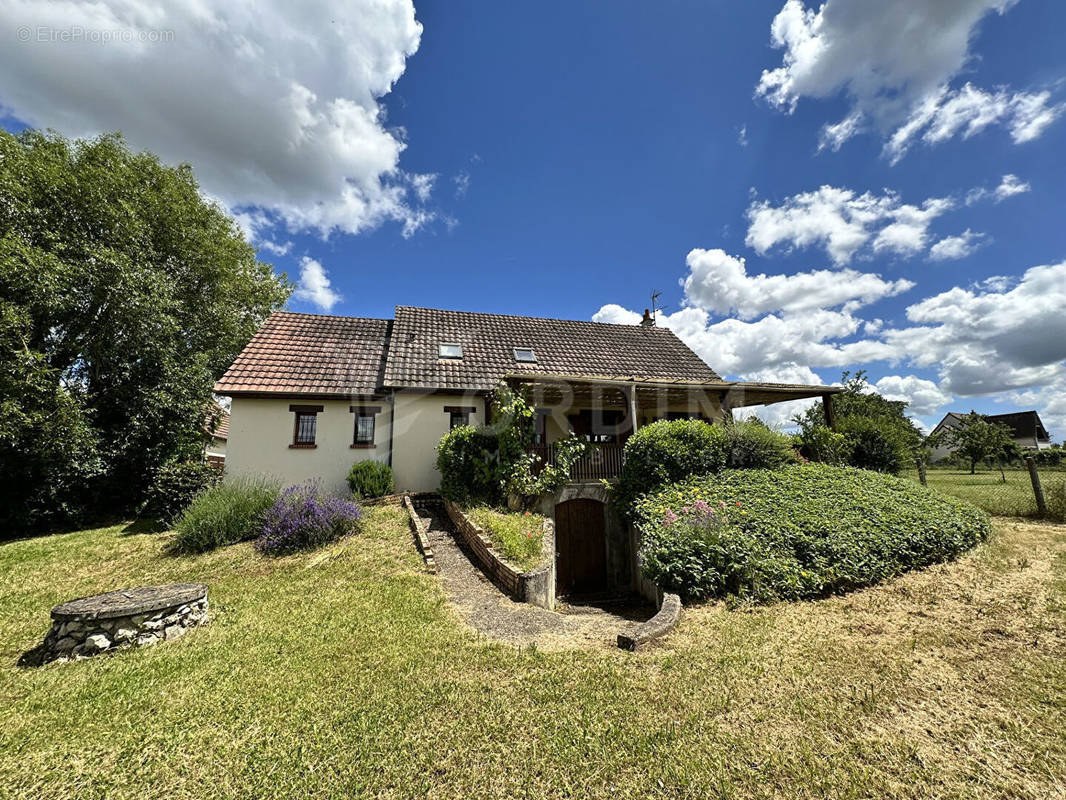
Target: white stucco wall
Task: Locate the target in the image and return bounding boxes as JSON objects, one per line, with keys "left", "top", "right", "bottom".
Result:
{"left": 391, "top": 391, "right": 485, "bottom": 492}
{"left": 225, "top": 397, "right": 391, "bottom": 495}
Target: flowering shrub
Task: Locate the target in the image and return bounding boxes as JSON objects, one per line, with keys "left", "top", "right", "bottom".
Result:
{"left": 637, "top": 464, "right": 991, "bottom": 604}
{"left": 172, "top": 477, "right": 279, "bottom": 553}
{"left": 256, "top": 481, "right": 362, "bottom": 556}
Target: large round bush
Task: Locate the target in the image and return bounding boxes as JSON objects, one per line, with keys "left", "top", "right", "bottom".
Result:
{"left": 635, "top": 464, "right": 991, "bottom": 603}
{"left": 837, "top": 417, "right": 911, "bottom": 474}
{"left": 347, "top": 460, "right": 394, "bottom": 499}
{"left": 616, "top": 420, "right": 728, "bottom": 513}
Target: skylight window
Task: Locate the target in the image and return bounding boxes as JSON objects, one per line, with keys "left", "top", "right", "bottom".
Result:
{"left": 513, "top": 347, "right": 537, "bottom": 363}
{"left": 439, "top": 342, "right": 463, "bottom": 359}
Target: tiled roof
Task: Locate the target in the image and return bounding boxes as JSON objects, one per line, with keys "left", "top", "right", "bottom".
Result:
{"left": 214, "top": 312, "right": 392, "bottom": 397}
{"left": 204, "top": 406, "right": 229, "bottom": 439}
{"left": 986, "top": 411, "right": 1050, "bottom": 441}
{"left": 382, "top": 306, "right": 722, "bottom": 391}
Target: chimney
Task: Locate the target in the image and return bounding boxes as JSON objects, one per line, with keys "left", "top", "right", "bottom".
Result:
{"left": 640, "top": 308, "right": 655, "bottom": 327}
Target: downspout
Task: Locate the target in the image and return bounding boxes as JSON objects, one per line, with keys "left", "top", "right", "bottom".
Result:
{"left": 627, "top": 380, "right": 639, "bottom": 435}
{"left": 386, "top": 389, "right": 396, "bottom": 468}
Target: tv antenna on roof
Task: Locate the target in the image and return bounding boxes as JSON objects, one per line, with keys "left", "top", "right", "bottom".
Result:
{"left": 650, "top": 290, "right": 664, "bottom": 322}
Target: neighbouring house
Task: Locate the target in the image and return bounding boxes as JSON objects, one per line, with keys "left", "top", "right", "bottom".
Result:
{"left": 215, "top": 305, "right": 839, "bottom": 596}
{"left": 203, "top": 406, "right": 229, "bottom": 467}
{"left": 929, "top": 410, "right": 1052, "bottom": 462}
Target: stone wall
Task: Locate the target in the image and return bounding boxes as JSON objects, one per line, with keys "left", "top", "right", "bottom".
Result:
{"left": 444, "top": 500, "right": 555, "bottom": 609}
{"left": 25, "top": 584, "right": 209, "bottom": 665}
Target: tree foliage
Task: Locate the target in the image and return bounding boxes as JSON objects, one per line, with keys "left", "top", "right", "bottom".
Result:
{"left": 928, "top": 412, "right": 1015, "bottom": 474}
{"left": 436, "top": 383, "right": 588, "bottom": 508}
{"left": 793, "top": 371, "right": 923, "bottom": 474}
{"left": 0, "top": 130, "right": 290, "bottom": 530}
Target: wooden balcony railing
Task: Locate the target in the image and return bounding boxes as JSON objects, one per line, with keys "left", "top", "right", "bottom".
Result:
{"left": 529, "top": 442, "right": 625, "bottom": 481}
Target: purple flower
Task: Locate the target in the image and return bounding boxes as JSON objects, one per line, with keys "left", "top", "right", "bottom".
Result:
{"left": 256, "top": 480, "right": 362, "bottom": 556}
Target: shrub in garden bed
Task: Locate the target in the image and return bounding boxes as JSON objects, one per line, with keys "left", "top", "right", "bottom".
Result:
{"left": 141, "top": 460, "right": 222, "bottom": 523}
{"left": 635, "top": 464, "right": 991, "bottom": 604}
{"left": 464, "top": 506, "right": 547, "bottom": 571}
{"left": 615, "top": 420, "right": 729, "bottom": 514}
{"left": 256, "top": 481, "right": 362, "bottom": 556}
{"left": 172, "top": 477, "right": 279, "bottom": 553}
{"left": 347, "top": 461, "right": 394, "bottom": 500}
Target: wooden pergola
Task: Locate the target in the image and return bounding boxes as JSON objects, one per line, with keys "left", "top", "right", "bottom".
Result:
{"left": 504, "top": 373, "right": 842, "bottom": 431}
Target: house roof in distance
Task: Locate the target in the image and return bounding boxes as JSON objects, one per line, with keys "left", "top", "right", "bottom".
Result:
{"left": 932, "top": 410, "right": 1050, "bottom": 441}
{"left": 214, "top": 312, "right": 392, "bottom": 397}
{"left": 382, "top": 306, "right": 723, "bottom": 391}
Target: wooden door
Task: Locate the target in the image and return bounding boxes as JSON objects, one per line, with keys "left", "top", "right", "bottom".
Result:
{"left": 555, "top": 499, "right": 607, "bottom": 597}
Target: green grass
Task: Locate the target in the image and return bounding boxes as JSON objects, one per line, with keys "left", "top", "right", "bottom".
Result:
{"left": 464, "top": 506, "right": 548, "bottom": 571}
{"left": 2, "top": 509, "right": 1066, "bottom": 798}
{"left": 905, "top": 467, "right": 1066, "bottom": 519}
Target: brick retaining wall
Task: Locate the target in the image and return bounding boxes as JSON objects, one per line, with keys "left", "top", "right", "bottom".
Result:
{"left": 444, "top": 500, "right": 555, "bottom": 609}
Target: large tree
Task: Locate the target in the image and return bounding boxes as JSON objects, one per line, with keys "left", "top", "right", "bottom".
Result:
{"left": 928, "top": 412, "right": 1015, "bottom": 474}
{"left": 0, "top": 130, "right": 290, "bottom": 530}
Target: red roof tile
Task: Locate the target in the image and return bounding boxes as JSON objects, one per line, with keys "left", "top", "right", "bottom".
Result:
{"left": 214, "top": 312, "right": 391, "bottom": 397}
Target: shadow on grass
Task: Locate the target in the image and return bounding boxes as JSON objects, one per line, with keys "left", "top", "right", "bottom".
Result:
{"left": 122, "top": 519, "right": 168, "bottom": 536}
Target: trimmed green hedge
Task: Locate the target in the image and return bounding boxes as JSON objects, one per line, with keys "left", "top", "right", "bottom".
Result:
{"left": 635, "top": 464, "right": 992, "bottom": 604}
{"left": 616, "top": 419, "right": 797, "bottom": 514}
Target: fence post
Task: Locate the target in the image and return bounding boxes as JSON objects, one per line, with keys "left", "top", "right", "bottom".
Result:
{"left": 1025, "top": 456, "right": 1048, "bottom": 516}
{"left": 915, "top": 458, "right": 927, "bottom": 487}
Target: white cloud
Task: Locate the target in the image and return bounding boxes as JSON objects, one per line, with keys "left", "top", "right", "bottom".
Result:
{"left": 681, "top": 248, "right": 912, "bottom": 320}
{"left": 737, "top": 125, "right": 749, "bottom": 147}
{"left": 746, "top": 185, "right": 955, "bottom": 265}
{"left": 293, "top": 256, "right": 341, "bottom": 311}
{"left": 965, "top": 173, "right": 1031, "bottom": 205}
{"left": 598, "top": 246, "right": 1066, "bottom": 438}
{"left": 0, "top": 0, "right": 432, "bottom": 239}
{"left": 929, "top": 229, "right": 986, "bottom": 261}
{"left": 886, "top": 84, "right": 1064, "bottom": 162}
{"left": 408, "top": 172, "right": 437, "bottom": 203}
{"left": 883, "top": 261, "right": 1066, "bottom": 395}
{"left": 872, "top": 375, "right": 953, "bottom": 416}
{"left": 454, "top": 171, "right": 471, "bottom": 198}
{"left": 258, "top": 240, "right": 293, "bottom": 257}
{"left": 756, "top": 0, "right": 1062, "bottom": 158}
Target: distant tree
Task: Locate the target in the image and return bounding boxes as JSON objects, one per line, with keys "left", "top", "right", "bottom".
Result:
{"left": 793, "top": 371, "right": 923, "bottom": 473}
{"left": 0, "top": 130, "right": 290, "bottom": 530}
{"left": 927, "top": 412, "right": 1014, "bottom": 475}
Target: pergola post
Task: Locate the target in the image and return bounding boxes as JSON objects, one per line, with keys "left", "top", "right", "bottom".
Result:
{"left": 822, "top": 393, "right": 838, "bottom": 431}
{"left": 627, "top": 383, "right": 639, "bottom": 436}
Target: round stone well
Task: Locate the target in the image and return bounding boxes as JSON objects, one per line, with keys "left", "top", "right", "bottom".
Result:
{"left": 32, "top": 583, "right": 208, "bottom": 663}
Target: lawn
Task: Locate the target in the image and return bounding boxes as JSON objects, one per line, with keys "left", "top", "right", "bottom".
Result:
{"left": 903, "top": 467, "right": 1066, "bottom": 519}
{"left": 2, "top": 507, "right": 1066, "bottom": 799}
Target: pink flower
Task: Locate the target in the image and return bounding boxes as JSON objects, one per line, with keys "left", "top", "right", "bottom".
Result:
{"left": 663, "top": 509, "right": 679, "bottom": 526}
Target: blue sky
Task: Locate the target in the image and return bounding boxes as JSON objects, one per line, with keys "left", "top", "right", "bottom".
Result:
{"left": 2, "top": 1, "right": 1064, "bottom": 434}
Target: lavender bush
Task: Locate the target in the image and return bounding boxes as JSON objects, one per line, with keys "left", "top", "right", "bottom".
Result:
{"left": 256, "top": 480, "right": 362, "bottom": 556}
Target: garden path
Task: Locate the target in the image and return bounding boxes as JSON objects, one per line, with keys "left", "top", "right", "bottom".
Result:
{"left": 417, "top": 507, "right": 654, "bottom": 650}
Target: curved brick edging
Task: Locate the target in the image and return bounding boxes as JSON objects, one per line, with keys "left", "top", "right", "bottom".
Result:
{"left": 617, "top": 592, "right": 682, "bottom": 651}
{"left": 403, "top": 494, "right": 438, "bottom": 574}
{"left": 444, "top": 500, "right": 555, "bottom": 610}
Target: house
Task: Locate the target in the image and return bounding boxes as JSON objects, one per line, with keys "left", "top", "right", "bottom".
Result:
{"left": 929, "top": 410, "right": 1052, "bottom": 461}
{"left": 203, "top": 406, "right": 229, "bottom": 467}
{"left": 215, "top": 305, "right": 840, "bottom": 494}
{"left": 215, "top": 305, "right": 839, "bottom": 597}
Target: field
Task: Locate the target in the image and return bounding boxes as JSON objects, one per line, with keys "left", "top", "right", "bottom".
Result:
{"left": 2, "top": 507, "right": 1065, "bottom": 799}
{"left": 903, "top": 467, "right": 1066, "bottom": 519}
